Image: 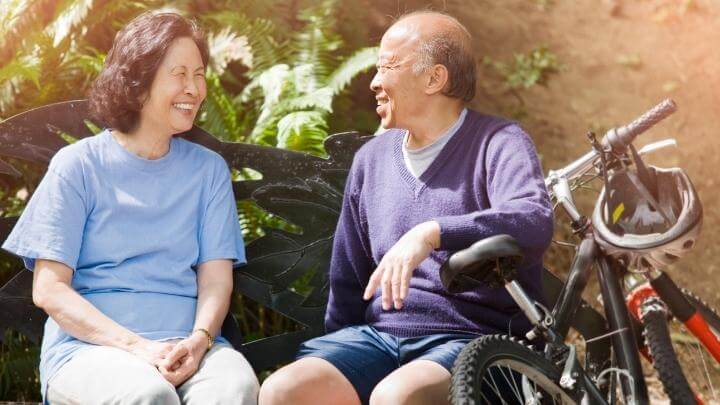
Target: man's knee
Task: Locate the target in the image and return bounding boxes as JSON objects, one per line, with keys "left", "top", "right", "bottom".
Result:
{"left": 259, "top": 358, "right": 357, "bottom": 405}
{"left": 259, "top": 365, "right": 306, "bottom": 404}
{"left": 369, "top": 378, "right": 408, "bottom": 405}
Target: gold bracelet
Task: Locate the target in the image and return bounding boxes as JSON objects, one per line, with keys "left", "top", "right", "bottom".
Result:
{"left": 193, "top": 328, "right": 214, "bottom": 350}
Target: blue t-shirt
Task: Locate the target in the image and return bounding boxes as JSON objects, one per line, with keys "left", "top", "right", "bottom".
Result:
{"left": 2, "top": 129, "right": 246, "bottom": 398}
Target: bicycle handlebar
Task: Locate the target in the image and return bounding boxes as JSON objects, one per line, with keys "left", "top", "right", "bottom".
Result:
{"left": 603, "top": 98, "right": 677, "bottom": 152}
{"left": 546, "top": 98, "right": 677, "bottom": 186}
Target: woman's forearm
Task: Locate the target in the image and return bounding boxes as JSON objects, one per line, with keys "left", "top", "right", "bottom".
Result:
{"left": 33, "top": 259, "right": 143, "bottom": 351}
{"left": 194, "top": 259, "right": 233, "bottom": 338}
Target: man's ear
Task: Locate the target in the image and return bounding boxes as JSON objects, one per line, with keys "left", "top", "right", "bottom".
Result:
{"left": 425, "top": 64, "right": 449, "bottom": 95}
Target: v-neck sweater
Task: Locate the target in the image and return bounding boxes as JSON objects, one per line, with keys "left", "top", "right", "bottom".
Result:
{"left": 325, "top": 110, "right": 554, "bottom": 337}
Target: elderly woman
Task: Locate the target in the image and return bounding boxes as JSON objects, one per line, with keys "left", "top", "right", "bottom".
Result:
{"left": 2, "top": 12, "right": 259, "bottom": 404}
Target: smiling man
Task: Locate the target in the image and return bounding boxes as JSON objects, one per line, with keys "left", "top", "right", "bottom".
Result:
{"left": 259, "top": 11, "right": 554, "bottom": 405}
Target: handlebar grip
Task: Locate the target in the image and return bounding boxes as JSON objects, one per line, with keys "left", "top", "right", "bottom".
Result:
{"left": 604, "top": 98, "right": 677, "bottom": 152}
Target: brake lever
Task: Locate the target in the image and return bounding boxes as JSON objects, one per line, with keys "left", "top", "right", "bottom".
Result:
{"left": 637, "top": 138, "right": 677, "bottom": 156}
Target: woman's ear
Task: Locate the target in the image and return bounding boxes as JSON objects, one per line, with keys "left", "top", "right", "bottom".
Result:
{"left": 425, "top": 64, "right": 449, "bottom": 95}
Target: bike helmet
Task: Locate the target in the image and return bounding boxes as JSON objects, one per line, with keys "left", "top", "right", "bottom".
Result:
{"left": 592, "top": 165, "right": 702, "bottom": 272}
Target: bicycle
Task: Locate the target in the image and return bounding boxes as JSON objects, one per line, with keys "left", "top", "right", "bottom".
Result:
{"left": 441, "top": 99, "right": 720, "bottom": 404}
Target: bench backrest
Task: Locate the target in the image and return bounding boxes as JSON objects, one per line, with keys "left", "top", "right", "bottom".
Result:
{"left": 0, "top": 100, "right": 611, "bottom": 374}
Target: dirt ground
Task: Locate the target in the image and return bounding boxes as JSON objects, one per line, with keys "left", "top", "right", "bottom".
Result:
{"left": 446, "top": 0, "right": 720, "bottom": 402}
{"left": 451, "top": 0, "right": 720, "bottom": 299}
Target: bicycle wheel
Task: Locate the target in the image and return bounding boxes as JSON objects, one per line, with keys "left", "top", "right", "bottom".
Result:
{"left": 450, "top": 334, "right": 579, "bottom": 405}
{"left": 641, "top": 289, "right": 720, "bottom": 404}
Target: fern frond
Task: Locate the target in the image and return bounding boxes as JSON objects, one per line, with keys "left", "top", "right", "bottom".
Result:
{"left": 276, "top": 110, "right": 328, "bottom": 155}
{"left": 47, "top": 0, "right": 94, "bottom": 47}
{"left": 326, "top": 46, "right": 377, "bottom": 95}
{"left": 290, "top": 0, "right": 342, "bottom": 84}
{"left": 200, "top": 72, "right": 242, "bottom": 141}
{"left": 282, "top": 87, "right": 333, "bottom": 113}
{"left": 208, "top": 27, "right": 253, "bottom": 75}
{"left": 240, "top": 64, "right": 290, "bottom": 107}
{"left": 201, "top": 11, "right": 286, "bottom": 77}
{"left": 0, "top": 53, "right": 42, "bottom": 113}
{"left": 0, "top": 0, "right": 26, "bottom": 37}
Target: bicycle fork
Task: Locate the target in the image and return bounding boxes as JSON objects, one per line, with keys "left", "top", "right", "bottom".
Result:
{"left": 626, "top": 270, "right": 720, "bottom": 364}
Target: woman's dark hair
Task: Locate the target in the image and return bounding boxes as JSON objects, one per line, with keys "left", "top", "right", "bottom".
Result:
{"left": 88, "top": 12, "right": 209, "bottom": 133}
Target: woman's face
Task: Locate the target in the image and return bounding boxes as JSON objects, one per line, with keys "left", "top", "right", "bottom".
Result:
{"left": 139, "top": 36, "right": 206, "bottom": 136}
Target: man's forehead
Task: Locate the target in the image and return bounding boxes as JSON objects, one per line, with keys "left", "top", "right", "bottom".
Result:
{"left": 379, "top": 25, "right": 421, "bottom": 60}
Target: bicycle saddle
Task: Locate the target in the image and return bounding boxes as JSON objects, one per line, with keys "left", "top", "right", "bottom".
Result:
{"left": 440, "top": 234, "right": 524, "bottom": 293}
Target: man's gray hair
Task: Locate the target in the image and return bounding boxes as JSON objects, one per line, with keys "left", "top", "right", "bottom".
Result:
{"left": 400, "top": 11, "right": 476, "bottom": 102}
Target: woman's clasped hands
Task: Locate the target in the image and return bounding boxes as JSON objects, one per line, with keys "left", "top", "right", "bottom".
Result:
{"left": 129, "top": 332, "right": 209, "bottom": 386}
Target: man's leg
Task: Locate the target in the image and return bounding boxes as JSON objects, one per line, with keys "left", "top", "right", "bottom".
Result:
{"left": 259, "top": 357, "right": 361, "bottom": 405}
{"left": 177, "top": 344, "right": 259, "bottom": 405}
{"left": 368, "top": 360, "right": 450, "bottom": 405}
{"left": 259, "top": 325, "right": 398, "bottom": 405}
{"left": 46, "top": 346, "right": 180, "bottom": 405}
{"left": 369, "top": 332, "right": 476, "bottom": 405}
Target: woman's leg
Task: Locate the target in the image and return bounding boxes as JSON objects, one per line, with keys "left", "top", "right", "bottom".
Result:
{"left": 46, "top": 346, "right": 180, "bottom": 405}
{"left": 259, "top": 357, "right": 360, "bottom": 405}
{"left": 369, "top": 360, "right": 450, "bottom": 405}
{"left": 177, "top": 344, "right": 259, "bottom": 405}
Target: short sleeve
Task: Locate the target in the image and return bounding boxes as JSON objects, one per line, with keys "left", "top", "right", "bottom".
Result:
{"left": 197, "top": 161, "right": 246, "bottom": 267}
{"left": 2, "top": 168, "right": 88, "bottom": 271}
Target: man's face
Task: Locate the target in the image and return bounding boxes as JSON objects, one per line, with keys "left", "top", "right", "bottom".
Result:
{"left": 370, "top": 27, "right": 426, "bottom": 129}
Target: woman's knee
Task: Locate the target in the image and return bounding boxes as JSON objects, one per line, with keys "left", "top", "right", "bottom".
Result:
{"left": 125, "top": 379, "right": 180, "bottom": 405}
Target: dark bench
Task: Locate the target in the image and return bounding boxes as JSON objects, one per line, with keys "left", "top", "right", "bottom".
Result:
{"left": 0, "top": 100, "right": 611, "bottom": 377}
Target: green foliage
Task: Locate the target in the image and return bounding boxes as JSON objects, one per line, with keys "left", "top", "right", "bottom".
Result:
{"left": 0, "top": 330, "right": 41, "bottom": 402}
{"left": 485, "top": 46, "right": 561, "bottom": 90}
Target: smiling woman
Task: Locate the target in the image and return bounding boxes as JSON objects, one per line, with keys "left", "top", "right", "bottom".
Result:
{"left": 1, "top": 12, "right": 259, "bottom": 405}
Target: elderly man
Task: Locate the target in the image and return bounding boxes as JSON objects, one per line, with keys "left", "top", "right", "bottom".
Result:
{"left": 259, "top": 11, "right": 553, "bottom": 405}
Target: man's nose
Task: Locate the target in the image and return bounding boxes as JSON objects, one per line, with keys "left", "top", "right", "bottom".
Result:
{"left": 369, "top": 71, "right": 381, "bottom": 92}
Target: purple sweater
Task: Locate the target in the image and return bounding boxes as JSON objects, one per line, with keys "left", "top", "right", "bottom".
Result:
{"left": 325, "top": 110, "right": 554, "bottom": 337}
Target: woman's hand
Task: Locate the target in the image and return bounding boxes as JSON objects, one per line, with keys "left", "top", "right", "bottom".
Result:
{"left": 363, "top": 221, "right": 441, "bottom": 310}
{"left": 157, "top": 332, "right": 208, "bottom": 386}
{"left": 127, "top": 338, "right": 177, "bottom": 368}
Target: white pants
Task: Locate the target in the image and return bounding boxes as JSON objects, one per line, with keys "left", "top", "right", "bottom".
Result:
{"left": 46, "top": 344, "right": 259, "bottom": 405}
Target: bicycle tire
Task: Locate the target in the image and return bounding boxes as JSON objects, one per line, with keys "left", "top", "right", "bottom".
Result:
{"left": 450, "top": 334, "right": 578, "bottom": 405}
{"left": 641, "top": 305, "right": 695, "bottom": 404}
{"left": 641, "top": 289, "right": 720, "bottom": 404}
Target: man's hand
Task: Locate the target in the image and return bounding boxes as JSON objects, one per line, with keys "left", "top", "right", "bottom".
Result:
{"left": 157, "top": 332, "right": 209, "bottom": 386}
{"left": 363, "top": 221, "right": 440, "bottom": 310}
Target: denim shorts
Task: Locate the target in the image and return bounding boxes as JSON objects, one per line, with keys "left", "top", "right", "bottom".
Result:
{"left": 296, "top": 325, "right": 478, "bottom": 404}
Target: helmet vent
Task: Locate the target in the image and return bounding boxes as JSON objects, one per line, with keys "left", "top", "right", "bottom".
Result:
{"left": 683, "top": 240, "right": 695, "bottom": 250}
